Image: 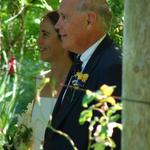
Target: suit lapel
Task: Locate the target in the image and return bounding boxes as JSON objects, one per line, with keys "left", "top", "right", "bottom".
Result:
{"left": 52, "top": 35, "right": 112, "bottom": 129}
{"left": 52, "top": 90, "right": 84, "bottom": 129}
{"left": 52, "top": 65, "right": 75, "bottom": 118}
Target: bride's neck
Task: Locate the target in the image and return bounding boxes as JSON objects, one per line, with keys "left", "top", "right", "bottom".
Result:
{"left": 51, "top": 57, "right": 71, "bottom": 83}
{"left": 40, "top": 52, "right": 72, "bottom": 98}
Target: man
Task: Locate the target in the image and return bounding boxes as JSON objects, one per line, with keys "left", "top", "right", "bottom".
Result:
{"left": 44, "top": 0, "right": 122, "bottom": 149}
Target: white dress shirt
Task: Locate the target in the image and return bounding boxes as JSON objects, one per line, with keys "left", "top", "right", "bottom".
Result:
{"left": 80, "top": 34, "right": 106, "bottom": 71}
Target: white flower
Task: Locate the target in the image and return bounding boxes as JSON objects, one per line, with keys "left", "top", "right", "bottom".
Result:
{"left": 88, "top": 125, "right": 94, "bottom": 132}
{"left": 107, "top": 122, "right": 120, "bottom": 137}
{"left": 94, "top": 125, "right": 102, "bottom": 137}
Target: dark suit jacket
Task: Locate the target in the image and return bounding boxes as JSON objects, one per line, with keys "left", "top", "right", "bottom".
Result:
{"left": 44, "top": 35, "right": 122, "bottom": 150}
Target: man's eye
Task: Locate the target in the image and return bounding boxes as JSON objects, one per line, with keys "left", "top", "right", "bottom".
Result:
{"left": 62, "top": 15, "right": 68, "bottom": 21}
{"left": 62, "top": 15, "right": 66, "bottom": 19}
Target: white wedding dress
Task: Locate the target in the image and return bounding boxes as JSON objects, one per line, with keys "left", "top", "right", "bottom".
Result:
{"left": 31, "top": 70, "right": 57, "bottom": 150}
{"left": 31, "top": 97, "right": 56, "bottom": 150}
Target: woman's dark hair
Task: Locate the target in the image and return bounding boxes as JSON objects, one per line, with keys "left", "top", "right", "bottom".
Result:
{"left": 43, "top": 11, "right": 76, "bottom": 62}
{"left": 44, "top": 11, "right": 59, "bottom": 26}
{"left": 44, "top": 11, "right": 61, "bottom": 40}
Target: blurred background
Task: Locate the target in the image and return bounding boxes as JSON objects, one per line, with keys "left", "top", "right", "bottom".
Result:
{"left": 0, "top": 0, "right": 124, "bottom": 149}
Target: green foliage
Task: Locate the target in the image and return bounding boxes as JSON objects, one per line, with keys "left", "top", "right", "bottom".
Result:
{"left": 1, "top": 0, "right": 51, "bottom": 113}
{"left": 79, "top": 109, "right": 93, "bottom": 125}
{"left": 108, "top": 0, "right": 124, "bottom": 47}
{"left": 48, "top": 0, "right": 60, "bottom": 10}
{"left": 79, "top": 85, "right": 122, "bottom": 150}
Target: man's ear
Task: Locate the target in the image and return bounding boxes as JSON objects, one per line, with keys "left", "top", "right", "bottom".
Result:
{"left": 86, "top": 11, "right": 97, "bottom": 26}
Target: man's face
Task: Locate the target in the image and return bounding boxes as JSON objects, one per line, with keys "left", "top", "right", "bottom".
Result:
{"left": 55, "top": 0, "right": 88, "bottom": 53}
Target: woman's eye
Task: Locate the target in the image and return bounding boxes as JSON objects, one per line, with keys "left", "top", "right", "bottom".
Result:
{"left": 43, "top": 32, "right": 49, "bottom": 38}
{"left": 43, "top": 33, "right": 48, "bottom": 37}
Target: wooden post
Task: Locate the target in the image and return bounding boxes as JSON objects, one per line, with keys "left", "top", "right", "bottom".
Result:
{"left": 122, "top": 0, "right": 150, "bottom": 150}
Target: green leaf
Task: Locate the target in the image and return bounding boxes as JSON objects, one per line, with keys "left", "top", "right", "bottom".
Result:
{"left": 82, "top": 91, "right": 95, "bottom": 108}
{"left": 49, "top": 0, "right": 60, "bottom": 10}
{"left": 92, "top": 142, "right": 105, "bottom": 150}
{"left": 110, "top": 114, "right": 120, "bottom": 122}
{"left": 79, "top": 109, "right": 93, "bottom": 125}
{"left": 100, "top": 84, "right": 115, "bottom": 96}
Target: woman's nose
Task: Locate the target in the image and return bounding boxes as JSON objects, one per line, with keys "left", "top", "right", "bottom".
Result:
{"left": 37, "top": 36, "right": 43, "bottom": 47}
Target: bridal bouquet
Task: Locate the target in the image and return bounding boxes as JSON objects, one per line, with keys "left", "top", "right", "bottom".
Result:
{"left": 2, "top": 103, "right": 33, "bottom": 150}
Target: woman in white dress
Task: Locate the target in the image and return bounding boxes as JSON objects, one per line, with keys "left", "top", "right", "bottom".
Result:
{"left": 31, "top": 11, "right": 74, "bottom": 150}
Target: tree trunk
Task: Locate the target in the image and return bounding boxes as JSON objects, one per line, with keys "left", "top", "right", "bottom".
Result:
{"left": 122, "top": 0, "right": 150, "bottom": 150}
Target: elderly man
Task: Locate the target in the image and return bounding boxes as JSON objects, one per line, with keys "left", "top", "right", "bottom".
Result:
{"left": 44, "top": 0, "right": 122, "bottom": 149}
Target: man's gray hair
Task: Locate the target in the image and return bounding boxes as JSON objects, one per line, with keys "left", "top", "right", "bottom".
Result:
{"left": 77, "top": 0, "right": 112, "bottom": 32}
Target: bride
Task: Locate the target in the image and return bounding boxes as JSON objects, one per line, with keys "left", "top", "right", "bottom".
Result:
{"left": 31, "top": 11, "right": 74, "bottom": 150}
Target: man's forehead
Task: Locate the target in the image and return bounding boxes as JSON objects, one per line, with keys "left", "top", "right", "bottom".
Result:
{"left": 58, "top": 0, "right": 77, "bottom": 14}
{"left": 59, "top": 0, "right": 79, "bottom": 9}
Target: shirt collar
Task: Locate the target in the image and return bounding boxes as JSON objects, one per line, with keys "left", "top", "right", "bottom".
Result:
{"left": 80, "top": 34, "right": 106, "bottom": 71}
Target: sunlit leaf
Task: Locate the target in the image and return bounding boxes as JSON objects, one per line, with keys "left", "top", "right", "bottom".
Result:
{"left": 100, "top": 84, "right": 116, "bottom": 96}
{"left": 92, "top": 142, "right": 105, "bottom": 150}
{"left": 82, "top": 90, "right": 95, "bottom": 108}
{"left": 79, "top": 109, "right": 93, "bottom": 125}
{"left": 106, "top": 97, "right": 116, "bottom": 105}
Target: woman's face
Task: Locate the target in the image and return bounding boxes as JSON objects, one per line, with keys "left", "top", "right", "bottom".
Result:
{"left": 37, "top": 18, "right": 61, "bottom": 62}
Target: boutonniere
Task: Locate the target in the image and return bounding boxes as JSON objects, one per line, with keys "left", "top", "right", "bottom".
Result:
{"left": 72, "top": 72, "right": 89, "bottom": 88}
